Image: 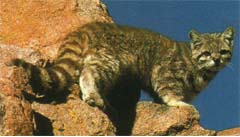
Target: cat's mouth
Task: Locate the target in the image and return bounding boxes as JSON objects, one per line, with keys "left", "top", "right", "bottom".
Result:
{"left": 199, "top": 60, "right": 215, "bottom": 69}
{"left": 199, "top": 59, "right": 227, "bottom": 72}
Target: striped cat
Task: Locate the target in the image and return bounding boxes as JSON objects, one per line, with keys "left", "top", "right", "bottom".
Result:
{"left": 11, "top": 22, "right": 234, "bottom": 109}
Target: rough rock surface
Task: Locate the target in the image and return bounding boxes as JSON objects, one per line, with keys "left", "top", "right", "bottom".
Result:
{"left": 0, "top": 61, "right": 34, "bottom": 135}
{"left": 0, "top": 0, "right": 112, "bottom": 47}
{"left": 32, "top": 99, "right": 115, "bottom": 135}
{"left": 0, "top": 0, "right": 238, "bottom": 136}
{"left": 131, "top": 101, "right": 216, "bottom": 136}
{"left": 217, "top": 127, "right": 240, "bottom": 136}
{"left": 0, "top": 0, "right": 113, "bottom": 135}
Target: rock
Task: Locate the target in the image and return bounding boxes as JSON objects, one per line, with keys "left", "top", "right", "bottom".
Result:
{"left": 0, "top": 0, "right": 113, "bottom": 59}
{"left": 177, "top": 122, "right": 216, "bottom": 136}
{"left": 217, "top": 127, "right": 240, "bottom": 136}
{"left": 0, "top": 0, "right": 112, "bottom": 44}
{"left": 0, "top": 65, "right": 34, "bottom": 135}
{"left": 131, "top": 101, "right": 216, "bottom": 136}
{"left": 0, "top": 43, "right": 44, "bottom": 135}
{"left": 0, "top": 0, "right": 113, "bottom": 135}
{"left": 32, "top": 99, "right": 115, "bottom": 136}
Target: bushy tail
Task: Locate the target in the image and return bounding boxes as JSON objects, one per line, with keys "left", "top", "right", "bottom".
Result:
{"left": 11, "top": 59, "right": 57, "bottom": 95}
{"left": 12, "top": 59, "right": 76, "bottom": 98}
{"left": 10, "top": 31, "right": 89, "bottom": 96}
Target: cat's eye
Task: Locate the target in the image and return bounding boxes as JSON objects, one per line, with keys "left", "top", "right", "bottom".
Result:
{"left": 220, "top": 50, "right": 230, "bottom": 55}
{"left": 202, "top": 51, "right": 211, "bottom": 56}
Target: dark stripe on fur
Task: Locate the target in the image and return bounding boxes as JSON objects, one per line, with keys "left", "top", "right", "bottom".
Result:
{"left": 29, "top": 65, "right": 44, "bottom": 93}
{"left": 55, "top": 58, "right": 81, "bottom": 70}
{"left": 51, "top": 66, "right": 74, "bottom": 90}
{"left": 12, "top": 59, "right": 31, "bottom": 69}
{"left": 58, "top": 48, "right": 81, "bottom": 58}
{"left": 61, "top": 40, "right": 80, "bottom": 48}
{"left": 47, "top": 68, "right": 62, "bottom": 92}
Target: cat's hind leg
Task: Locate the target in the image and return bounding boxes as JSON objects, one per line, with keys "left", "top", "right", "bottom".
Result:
{"left": 79, "top": 51, "right": 121, "bottom": 109}
{"left": 79, "top": 67, "right": 105, "bottom": 108}
{"left": 150, "top": 65, "right": 200, "bottom": 118}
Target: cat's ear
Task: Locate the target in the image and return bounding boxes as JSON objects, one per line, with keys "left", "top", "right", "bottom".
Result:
{"left": 189, "top": 30, "right": 201, "bottom": 49}
{"left": 189, "top": 29, "right": 201, "bottom": 42}
{"left": 222, "top": 26, "right": 234, "bottom": 44}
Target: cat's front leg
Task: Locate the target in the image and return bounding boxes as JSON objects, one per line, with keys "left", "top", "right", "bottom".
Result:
{"left": 151, "top": 65, "right": 199, "bottom": 117}
{"left": 151, "top": 65, "right": 187, "bottom": 106}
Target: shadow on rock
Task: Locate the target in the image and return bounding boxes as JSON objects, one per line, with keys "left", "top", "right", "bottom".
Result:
{"left": 107, "top": 76, "right": 141, "bottom": 135}
{"left": 33, "top": 112, "right": 54, "bottom": 136}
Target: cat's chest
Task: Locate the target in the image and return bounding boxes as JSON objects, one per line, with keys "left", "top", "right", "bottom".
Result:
{"left": 169, "top": 56, "right": 196, "bottom": 86}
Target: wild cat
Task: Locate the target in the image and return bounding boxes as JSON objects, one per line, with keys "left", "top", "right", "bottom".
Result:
{"left": 11, "top": 22, "right": 234, "bottom": 110}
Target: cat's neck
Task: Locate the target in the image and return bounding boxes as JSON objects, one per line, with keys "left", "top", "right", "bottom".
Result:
{"left": 176, "top": 41, "right": 215, "bottom": 92}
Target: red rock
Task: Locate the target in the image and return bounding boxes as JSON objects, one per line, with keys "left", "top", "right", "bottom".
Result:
{"left": 131, "top": 101, "right": 215, "bottom": 136}
{"left": 217, "top": 127, "right": 240, "bottom": 136}
{"left": 32, "top": 99, "right": 116, "bottom": 135}
{"left": 0, "top": 0, "right": 113, "bottom": 135}
{"left": 177, "top": 122, "right": 216, "bottom": 136}
{"left": 0, "top": 66, "right": 34, "bottom": 135}
{"left": 0, "top": 0, "right": 112, "bottom": 47}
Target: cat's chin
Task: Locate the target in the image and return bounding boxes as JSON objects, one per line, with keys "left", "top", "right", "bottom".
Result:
{"left": 204, "top": 66, "right": 222, "bottom": 73}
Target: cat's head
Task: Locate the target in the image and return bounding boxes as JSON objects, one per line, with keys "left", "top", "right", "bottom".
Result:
{"left": 189, "top": 27, "right": 234, "bottom": 72}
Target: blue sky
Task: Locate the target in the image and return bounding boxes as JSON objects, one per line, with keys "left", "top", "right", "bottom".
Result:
{"left": 103, "top": 0, "right": 240, "bottom": 130}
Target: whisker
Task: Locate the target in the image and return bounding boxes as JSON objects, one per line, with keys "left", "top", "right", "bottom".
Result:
{"left": 226, "top": 62, "right": 234, "bottom": 71}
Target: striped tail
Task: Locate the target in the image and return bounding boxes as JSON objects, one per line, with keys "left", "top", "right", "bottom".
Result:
{"left": 11, "top": 31, "right": 90, "bottom": 96}
{"left": 11, "top": 58, "right": 76, "bottom": 96}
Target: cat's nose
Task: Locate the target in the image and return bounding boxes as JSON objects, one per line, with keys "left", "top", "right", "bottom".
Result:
{"left": 214, "top": 59, "right": 220, "bottom": 66}
{"left": 212, "top": 53, "right": 220, "bottom": 59}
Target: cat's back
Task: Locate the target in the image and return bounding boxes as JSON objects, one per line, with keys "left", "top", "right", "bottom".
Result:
{"left": 75, "top": 22, "right": 179, "bottom": 61}
{"left": 77, "top": 22, "right": 167, "bottom": 49}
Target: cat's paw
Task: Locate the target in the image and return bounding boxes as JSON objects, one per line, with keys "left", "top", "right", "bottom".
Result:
{"left": 168, "top": 101, "right": 200, "bottom": 119}
{"left": 82, "top": 91, "right": 105, "bottom": 109}
{"left": 162, "top": 96, "right": 200, "bottom": 119}
{"left": 162, "top": 95, "right": 189, "bottom": 107}
{"left": 167, "top": 100, "right": 190, "bottom": 107}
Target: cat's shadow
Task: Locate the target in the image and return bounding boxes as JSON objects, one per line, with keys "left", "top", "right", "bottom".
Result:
{"left": 106, "top": 76, "right": 142, "bottom": 135}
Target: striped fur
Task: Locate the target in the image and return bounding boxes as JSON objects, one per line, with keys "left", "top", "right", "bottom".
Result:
{"left": 12, "top": 22, "right": 234, "bottom": 109}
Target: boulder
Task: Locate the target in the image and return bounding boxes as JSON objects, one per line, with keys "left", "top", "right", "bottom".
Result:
{"left": 32, "top": 99, "right": 115, "bottom": 135}
{"left": 217, "top": 127, "right": 240, "bottom": 136}
{"left": 131, "top": 101, "right": 216, "bottom": 136}
{"left": 0, "top": 61, "right": 34, "bottom": 135}
{"left": 0, "top": 0, "right": 113, "bottom": 135}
